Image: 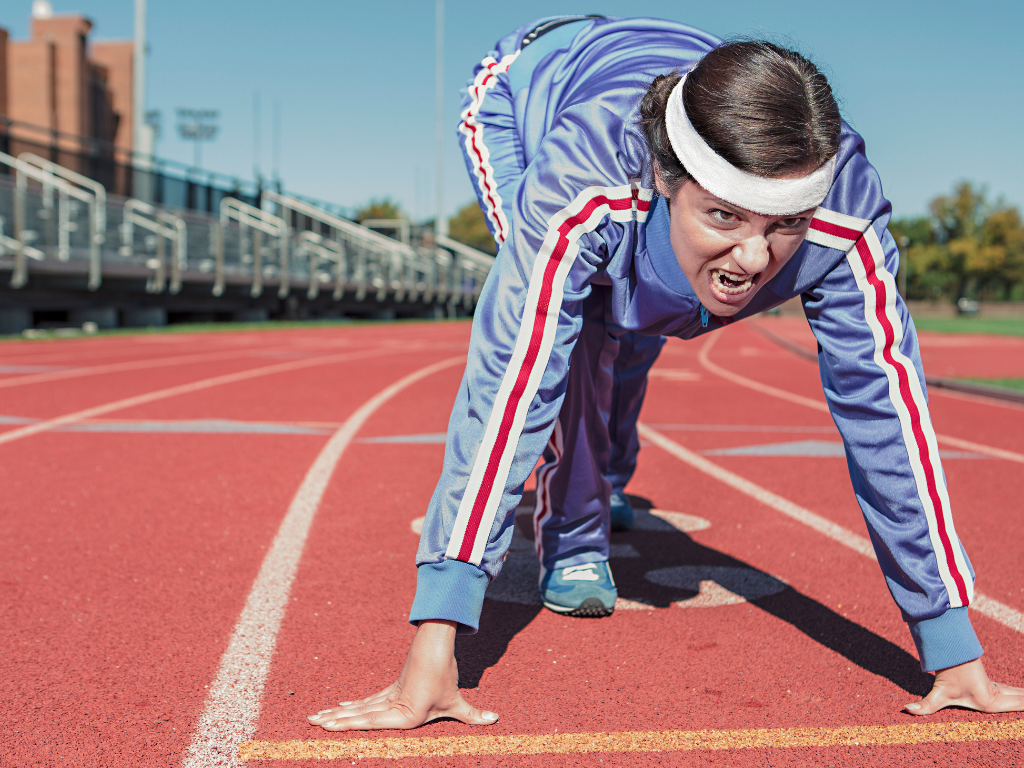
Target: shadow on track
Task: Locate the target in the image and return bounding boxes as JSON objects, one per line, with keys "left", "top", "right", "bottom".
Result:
{"left": 456, "top": 493, "right": 932, "bottom": 696}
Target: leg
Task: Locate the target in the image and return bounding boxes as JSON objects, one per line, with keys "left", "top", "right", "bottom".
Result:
{"left": 607, "top": 331, "right": 666, "bottom": 530}
{"left": 533, "top": 287, "right": 619, "bottom": 614}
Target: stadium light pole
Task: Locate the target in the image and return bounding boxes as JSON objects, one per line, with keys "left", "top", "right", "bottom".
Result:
{"left": 133, "top": 0, "right": 154, "bottom": 200}
{"left": 434, "top": 0, "right": 447, "bottom": 239}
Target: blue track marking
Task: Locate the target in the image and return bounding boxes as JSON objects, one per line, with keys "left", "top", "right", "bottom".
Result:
{"left": 702, "top": 439, "right": 987, "bottom": 459}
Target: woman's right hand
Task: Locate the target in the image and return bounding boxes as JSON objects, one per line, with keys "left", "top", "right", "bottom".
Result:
{"left": 307, "top": 619, "right": 499, "bottom": 732}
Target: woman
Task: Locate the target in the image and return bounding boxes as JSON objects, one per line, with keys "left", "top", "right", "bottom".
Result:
{"left": 309, "top": 16, "right": 1023, "bottom": 730}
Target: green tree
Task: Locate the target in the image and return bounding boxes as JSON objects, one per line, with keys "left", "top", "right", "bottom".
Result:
{"left": 355, "top": 198, "right": 404, "bottom": 223}
{"left": 447, "top": 201, "right": 498, "bottom": 256}
{"left": 889, "top": 182, "right": 1024, "bottom": 302}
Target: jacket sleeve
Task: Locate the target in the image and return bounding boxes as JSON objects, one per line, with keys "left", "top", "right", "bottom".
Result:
{"left": 457, "top": 29, "right": 527, "bottom": 246}
{"left": 409, "top": 103, "right": 652, "bottom": 634}
{"left": 803, "top": 217, "right": 983, "bottom": 672}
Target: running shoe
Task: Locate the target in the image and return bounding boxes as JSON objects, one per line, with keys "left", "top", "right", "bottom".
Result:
{"left": 609, "top": 491, "right": 634, "bottom": 532}
{"left": 540, "top": 561, "right": 617, "bottom": 617}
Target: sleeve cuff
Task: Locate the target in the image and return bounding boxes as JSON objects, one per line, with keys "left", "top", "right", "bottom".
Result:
{"left": 907, "top": 606, "right": 984, "bottom": 672}
{"left": 409, "top": 559, "right": 489, "bottom": 635}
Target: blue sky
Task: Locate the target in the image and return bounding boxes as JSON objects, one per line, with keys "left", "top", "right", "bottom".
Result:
{"left": 4, "top": 1, "right": 1022, "bottom": 221}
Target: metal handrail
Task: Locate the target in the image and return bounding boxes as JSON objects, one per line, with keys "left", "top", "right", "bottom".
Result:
{"left": 121, "top": 199, "right": 188, "bottom": 294}
{"left": 295, "top": 230, "right": 345, "bottom": 300}
{"left": 215, "top": 197, "right": 290, "bottom": 298}
{"left": 0, "top": 150, "right": 104, "bottom": 289}
{"left": 18, "top": 152, "right": 107, "bottom": 239}
{"left": 436, "top": 235, "right": 495, "bottom": 306}
{"left": 361, "top": 218, "right": 410, "bottom": 247}
{"left": 265, "top": 191, "right": 444, "bottom": 303}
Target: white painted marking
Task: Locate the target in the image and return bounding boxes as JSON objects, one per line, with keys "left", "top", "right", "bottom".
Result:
{"left": 646, "top": 565, "right": 789, "bottom": 608}
{"left": 638, "top": 423, "right": 1024, "bottom": 637}
{"left": 0, "top": 347, "right": 411, "bottom": 449}
{"left": 182, "top": 356, "right": 464, "bottom": 768}
{"left": 643, "top": 509, "right": 712, "bottom": 533}
{"left": 0, "top": 346, "right": 296, "bottom": 390}
{"left": 695, "top": 333, "right": 1024, "bottom": 465}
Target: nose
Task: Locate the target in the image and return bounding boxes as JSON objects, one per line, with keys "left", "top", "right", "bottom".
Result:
{"left": 731, "top": 235, "right": 770, "bottom": 274}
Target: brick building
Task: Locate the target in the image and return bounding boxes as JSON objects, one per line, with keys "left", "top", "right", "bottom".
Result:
{"left": 0, "top": 1, "right": 134, "bottom": 163}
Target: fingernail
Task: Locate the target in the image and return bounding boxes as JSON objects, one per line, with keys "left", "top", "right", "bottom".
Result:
{"left": 483, "top": 711, "right": 498, "bottom": 721}
{"left": 307, "top": 715, "right": 318, "bottom": 720}
{"left": 338, "top": 701, "right": 351, "bottom": 706}
{"left": 325, "top": 720, "right": 337, "bottom": 727}
{"left": 905, "top": 703, "right": 921, "bottom": 711}
{"left": 318, "top": 709, "right": 332, "bottom": 714}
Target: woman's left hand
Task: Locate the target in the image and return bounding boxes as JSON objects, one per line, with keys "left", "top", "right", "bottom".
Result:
{"left": 905, "top": 658, "right": 1024, "bottom": 715}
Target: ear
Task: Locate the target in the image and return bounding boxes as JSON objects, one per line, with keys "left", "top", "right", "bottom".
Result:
{"left": 651, "top": 167, "right": 672, "bottom": 200}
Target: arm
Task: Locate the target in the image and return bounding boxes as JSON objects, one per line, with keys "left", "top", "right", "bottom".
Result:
{"left": 805, "top": 220, "right": 1023, "bottom": 713}
{"left": 309, "top": 103, "right": 651, "bottom": 731}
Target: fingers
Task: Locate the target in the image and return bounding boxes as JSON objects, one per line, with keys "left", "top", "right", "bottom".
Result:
{"left": 307, "top": 692, "right": 499, "bottom": 732}
{"left": 442, "top": 696, "right": 499, "bottom": 726}
{"left": 308, "top": 687, "right": 398, "bottom": 726}
{"left": 905, "top": 681, "right": 1024, "bottom": 716}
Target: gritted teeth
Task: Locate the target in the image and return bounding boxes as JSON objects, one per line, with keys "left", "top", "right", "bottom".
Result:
{"left": 711, "top": 268, "right": 757, "bottom": 295}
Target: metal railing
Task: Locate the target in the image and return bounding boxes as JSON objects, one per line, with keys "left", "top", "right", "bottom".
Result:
{"left": 120, "top": 199, "right": 187, "bottom": 294}
{"left": 215, "top": 198, "right": 289, "bottom": 298}
{"left": 1, "top": 150, "right": 105, "bottom": 289}
{"left": 0, "top": 154, "right": 495, "bottom": 311}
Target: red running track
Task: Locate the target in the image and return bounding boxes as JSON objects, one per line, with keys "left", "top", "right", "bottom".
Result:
{"left": 0, "top": 319, "right": 1021, "bottom": 767}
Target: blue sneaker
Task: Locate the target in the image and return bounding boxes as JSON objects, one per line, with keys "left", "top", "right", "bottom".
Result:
{"left": 540, "top": 561, "right": 617, "bottom": 617}
{"left": 609, "top": 492, "right": 634, "bottom": 532}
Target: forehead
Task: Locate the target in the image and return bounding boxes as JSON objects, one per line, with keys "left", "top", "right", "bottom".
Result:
{"left": 679, "top": 182, "right": 815, "bottom": 218}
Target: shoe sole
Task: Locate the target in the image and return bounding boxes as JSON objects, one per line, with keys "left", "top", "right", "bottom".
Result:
{"left": 542, "top": 597, "right": 615, "bottom": 618}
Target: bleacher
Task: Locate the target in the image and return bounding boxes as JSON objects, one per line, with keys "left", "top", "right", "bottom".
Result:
{"left": 0, "top": 147, "right": 493, "bottom": 334}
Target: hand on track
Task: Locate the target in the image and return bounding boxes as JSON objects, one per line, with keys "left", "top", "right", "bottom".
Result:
{"left": 307, "top": 620, "right": 499, "bottom": 732}
{"left": 905, "top": 658, "right": 1024, "bottom": 715}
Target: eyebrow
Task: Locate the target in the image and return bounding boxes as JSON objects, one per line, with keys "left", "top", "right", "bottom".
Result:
{"left": 699, "top": 195, "right": 814, "bottom": 219}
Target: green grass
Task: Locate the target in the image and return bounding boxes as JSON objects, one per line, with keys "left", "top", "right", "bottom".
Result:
{"left": 963, "top": 378, "right": 1024, "bottom": 392}
{"left": 911, "top": 316, "right": 1024, "bottom": 337}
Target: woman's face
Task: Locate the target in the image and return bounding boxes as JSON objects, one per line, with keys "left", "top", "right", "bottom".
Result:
{"left": 658, "top": 179, "right": 815, "bottom": 317}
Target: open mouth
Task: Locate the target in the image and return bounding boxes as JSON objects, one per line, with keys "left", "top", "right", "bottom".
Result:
{"left": 710, "top": 268, "right": 759, "bottom": 298}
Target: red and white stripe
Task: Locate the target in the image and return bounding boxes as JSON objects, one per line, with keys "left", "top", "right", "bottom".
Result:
{"left": 532, "top": 419, "right": 564, "bottom": 563}
{"left": 445, "top": 183, "right": 653, "bottom": 565}
{"left": 846, "top": 224, "right": 973, "bottom": 607}
{"left": 805, "top": 206, "right": 869, "bottom": 251}
{"left": 458, "top": 52, "right": 520, "bottom": 246}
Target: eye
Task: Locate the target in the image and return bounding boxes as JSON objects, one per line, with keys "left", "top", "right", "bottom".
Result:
{"left": 776, "top": 216, "right": 808, "bottom": 230}
{"left": 708, "top": 208, "right": 737, "bottom": 223}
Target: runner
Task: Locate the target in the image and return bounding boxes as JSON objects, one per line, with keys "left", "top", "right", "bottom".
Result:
{"left": 309, "top": 15, "right": 1023, "bottom": 730}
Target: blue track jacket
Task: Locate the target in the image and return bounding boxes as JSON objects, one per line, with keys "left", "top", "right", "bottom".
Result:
{"left": 409, "top": 16, "right": 981, "bottom": 672}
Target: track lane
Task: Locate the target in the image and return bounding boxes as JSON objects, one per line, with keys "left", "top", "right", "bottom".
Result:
{"left": 3, "top": 320, "right": 1021, "bottom": 767}
{"left": 245, "top": 329, "right": 1021, "bottom": 768}
{"left": 682, "top": 326, "right": 1024, "bottom": 628}
{"left": 0, "top": 328, "right": 474, "bottom": 766}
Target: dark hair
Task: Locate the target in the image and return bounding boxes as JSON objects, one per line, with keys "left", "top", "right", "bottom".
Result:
{"left": 639, "top": 41, "right": 841, "bottom": 197}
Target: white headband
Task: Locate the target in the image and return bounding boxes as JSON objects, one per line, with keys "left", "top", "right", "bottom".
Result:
{"left": 664, "top": 72, "right": 836, "bottom": 216}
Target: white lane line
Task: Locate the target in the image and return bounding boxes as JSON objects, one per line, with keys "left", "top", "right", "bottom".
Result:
{"left": 695, "top": 333, "right": 1024, "bottom": 465}
{"left": 0, "top": 345, "right": 315, "bottom": 390}
{"left": 0, "top": 346, "right": 417, "bottom": 448}
{"left": 637, "top": 423, "right": 875, "bottom": 558}
{"left": 181, "top": 356, "right": 464, "bottom": 768}
{"left": 637, "top": 423, "right": 1024, "bottom": 637}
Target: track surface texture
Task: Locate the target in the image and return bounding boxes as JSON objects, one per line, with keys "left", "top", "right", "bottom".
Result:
{"left": 1, "top": 317, "right": 1021, "bottom": 767}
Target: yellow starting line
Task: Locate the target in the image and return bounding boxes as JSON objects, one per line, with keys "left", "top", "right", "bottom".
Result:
{"left": 240, "top": 720, "right": 1024, "bottom": 761}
